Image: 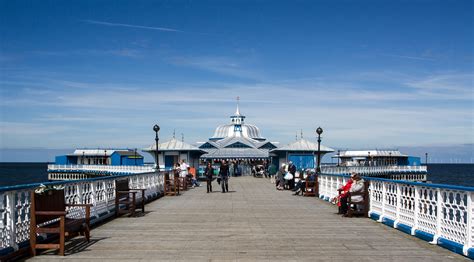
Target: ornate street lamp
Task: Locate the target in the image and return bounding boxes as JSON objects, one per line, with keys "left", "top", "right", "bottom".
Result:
{"left": 104, "top": 149, "right": 107, "bottom": 165}
{"left": 153, "top": 124, "right": 160, "bottom": 171}
{"left": 367, "top": 151, "right": 371, "bottom": 166}
{"left": 316, "top": 127, "right": 323, "bottom": 174}
{"left": 425, "top": 152, "right": 428, "bottom": 166}
{"left": 134, "top": 148, "right": 137, "bottom": 166}
{"left": 337, "top": 150, "right": 340, "bottom": 166}
{"left": 389, "top": 152, "right": 392, "bottom": 166}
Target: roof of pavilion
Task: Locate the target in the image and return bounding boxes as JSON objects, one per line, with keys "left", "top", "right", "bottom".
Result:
{"left": 143, "top": 138, "right": 205, "bottom": 152}
{"left": 200, "top": 148, "right": 269, "bottom": 159}
{"left": 271, "top": 138, "right": 335, "bottom": 153}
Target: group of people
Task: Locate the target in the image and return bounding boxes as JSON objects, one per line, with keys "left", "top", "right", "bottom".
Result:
{"left": 204, "top": 160, "right": 230, "bottom": 193}
{"left": 173, "top": 160, "right": 200, "bottom": 188}
{"left": 273, "top": 161, "right": 297, "bottom": 190}
{"left": 332, "top": 172, "right": 365, "bottom": 217}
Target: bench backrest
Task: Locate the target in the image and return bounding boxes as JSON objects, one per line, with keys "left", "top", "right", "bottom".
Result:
{"left": 116, "top": 179, "right": 130, "bottom": 191}
{"left": 32, "top": 189, "right": 66, "bottom": 224}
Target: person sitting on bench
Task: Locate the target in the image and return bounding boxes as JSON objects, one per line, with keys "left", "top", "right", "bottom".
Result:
{"left": 293, "top": 171, "right": 307, "bottom": 195}
{"left": 333, "top": 173, "right": 354, "bottom": 215}
{"left": 343, "top": 173, "right": 365, "bottom": 217}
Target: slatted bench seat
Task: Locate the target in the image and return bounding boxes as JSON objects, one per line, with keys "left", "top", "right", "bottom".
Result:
{"left": 346, "top": 180, "right": 370, "bottom": 217}
{"left": 30, "top": 188, "right": 91, "bottom": 256}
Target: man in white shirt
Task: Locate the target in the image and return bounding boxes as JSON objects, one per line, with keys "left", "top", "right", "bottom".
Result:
{"left": 179, "top": 159, "right": 189, "bottom": 178}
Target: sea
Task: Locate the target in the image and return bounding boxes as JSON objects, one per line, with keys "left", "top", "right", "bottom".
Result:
{"left": 0, "top": 163, "right": 473, "bottom": 188}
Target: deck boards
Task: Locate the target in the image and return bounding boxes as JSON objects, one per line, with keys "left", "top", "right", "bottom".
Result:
{"left": 28, "top": 176, "right": 468, "bottom": 261}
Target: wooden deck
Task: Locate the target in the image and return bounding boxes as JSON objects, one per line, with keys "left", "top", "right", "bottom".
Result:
{"left": 28, "top": 176, "right": 468, "bottom": 261}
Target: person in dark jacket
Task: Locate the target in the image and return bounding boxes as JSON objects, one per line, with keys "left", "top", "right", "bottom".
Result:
{"left": 204, "top": 162, "right": 214, "bottom": 193}
{"left": 219, "top": 160, "right": 230, "bottom": 193}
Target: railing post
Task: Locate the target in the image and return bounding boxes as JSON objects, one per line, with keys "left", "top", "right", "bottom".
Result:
{"left": 6, "top": 191, "right": 18, "bottom": 251}
{"left": 463, "top": 191, "right": 473, "bottom": 255}
{"left": 412, "top": 186, "right": 420, "bottom": 235}
{"left": 431, "top": 188, "right": 443, "bottom": 244}
{"left": 394, "top": 183, "right": 401, "bottom": 229}
{"left": 90, "top": 182, "right": 98, "bottom": 218}
{"left": 378, "top": 182, "right": 387, "bottom": 223}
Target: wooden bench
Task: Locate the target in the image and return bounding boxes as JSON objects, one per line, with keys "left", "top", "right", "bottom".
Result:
{"left": 178, "top": 176, "right": 187, "bottom": 191}
{"left": 164, "top": 173, "right": 179, "bottom": 196}
{"left": 30, "top": 189, "right": 91, "bottom": 256}
{"left": 346, "top": 180, "right": 370, "bottom": 217}
{"left": 115, "top": 179, "right": 146, "bottom": 217}
{"left": 304, "top": 175, "right": 318, "bottom": 197}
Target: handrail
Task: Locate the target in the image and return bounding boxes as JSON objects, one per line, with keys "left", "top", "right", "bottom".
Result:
{"left": 318, "top": 173, "right": 474, "bottom": 257}
{"left": 321, "top": 165, "right": 427, "bottom": 175}
{"left": 47, "top": 164, "right": 155, "bottom": 173}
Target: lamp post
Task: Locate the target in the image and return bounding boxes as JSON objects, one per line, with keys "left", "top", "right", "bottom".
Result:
{"left": 82, "top": 152, "right": 85, "bottom": 165}
{"left": 134, "top": 148, "right": 137, "bottom": 166}
{"left": 316, "top": 127, "right": 323, "bottom": 174}
{"left": 367, "top": 151, "right": 371, "bottom": 166}
{"left": 337, "top": 150, "right": 340, "bottom": 166}
{"left": 104, "top": 149, "right": 107, "bottom": 165}
{"left": 425, "top": 152, "right": 428, "bottom": 166}
{"left": 389, "top": 152, "right": 392, "bottom": 166}
{"left": 153, "top": 124, "right": 160, "bottom": 171}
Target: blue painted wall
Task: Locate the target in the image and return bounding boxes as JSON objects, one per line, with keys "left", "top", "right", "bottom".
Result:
{"left": 288, "top": 154, "right": 315, "bottom": 170}
{"left": 398, "top": 156, "right": 421, "bottom": 166}
{"left": 55, "top": 155, "right": 78, "bottom": 165}
{"left": 110, "top": 152, "right": 144, "bottom": 166}
{"left": 407, "top": 156, "right": 421, "bottom": 166}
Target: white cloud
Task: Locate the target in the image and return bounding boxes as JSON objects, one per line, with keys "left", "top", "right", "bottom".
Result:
{"left": 82, "top": 20, "right": 183, "bottom": 33}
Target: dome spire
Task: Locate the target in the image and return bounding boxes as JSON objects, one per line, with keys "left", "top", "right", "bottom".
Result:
{"left": 235, "top": 96, "right": 241, "bottom": 116}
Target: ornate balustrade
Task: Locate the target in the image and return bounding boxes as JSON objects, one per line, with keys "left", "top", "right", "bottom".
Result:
{"left": 321, "top": 165, "right": 427, "bottom": 181}
{"left": 318, "top": 173, "right": 474, "bottom": 258}
{"left": 48, "top": 164, "right": 155, "bottom": 173}
{"left": 0, "top": 171, "right": 164, "bottom": 257}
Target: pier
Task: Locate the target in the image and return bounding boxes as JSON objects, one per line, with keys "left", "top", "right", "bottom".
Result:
{"left": 12, "top": 176, "right": 469, "bottom": 261}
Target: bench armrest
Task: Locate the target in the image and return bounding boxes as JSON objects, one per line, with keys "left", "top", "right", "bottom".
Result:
{"left": 35, "top": 211, "right": 67, "bottom": 216}
{"left": 117, "top": 191, "right": 137, "bottom": 194}
{"left": 348, "top": 192, "right": 365, "bottom": 196}
{"left": 66, "top": 204, "right": 92, "bottom": 208}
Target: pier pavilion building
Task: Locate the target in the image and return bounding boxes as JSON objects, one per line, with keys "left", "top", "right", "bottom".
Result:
{"left": 197, "top": 104, "right": 334, "bottom": 170}
{"left": 143, "top": 137, "right": 205, "bottom": 170}
{"left": 55, "top": 149, "right": 144, "bottom": 166}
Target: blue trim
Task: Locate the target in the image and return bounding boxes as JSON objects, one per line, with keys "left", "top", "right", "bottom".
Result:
{"left": 414, "top": 230, "right": 434, "bottom": 242}
{"left": 369, "top": 212, "right": 380, "bottom": 221}
{"left": 438, "top": 237, "right": 465, "bottom": 256}
{"left": 468, "top": 248, "right": 474, "bottom": 259}
{"left": 0, "top": 247, "right": 14, "bottom": 256}
{"left": 396, "top": 223, "right": 412, "bottom": 235}
{"left": 382, "top": 217, "right": 395, "bottom": 227}
{"left": 320, "top": 173, "right": 474, "bottom": 191}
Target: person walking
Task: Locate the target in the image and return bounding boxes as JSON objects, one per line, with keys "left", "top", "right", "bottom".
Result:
{"left": 219, "top": 160, "right": 230, "bottom": 193}
{"left": 204, "top": 162, "right": 214, "bottom": 193}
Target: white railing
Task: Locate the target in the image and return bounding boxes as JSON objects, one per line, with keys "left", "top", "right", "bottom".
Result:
{"left": 318, "top": 173, "right": 474, "bottom": 257}
{"left": 321, "top": 165, "right": 427, "bottom": 175}
{"left": 47, "top": 164, "right": 155, "bottom": 174}
{"left": 0, "top": 171, "right": 164, "bottom": 256}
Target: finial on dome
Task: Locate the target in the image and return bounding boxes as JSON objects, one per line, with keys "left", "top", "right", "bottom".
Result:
{"left": 235, "top": 96, "right": 241, "bottom": 116}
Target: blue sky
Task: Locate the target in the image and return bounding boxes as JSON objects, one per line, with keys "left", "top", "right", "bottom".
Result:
{"left": 0, "top": 1, "right": 473, "bottom": 162}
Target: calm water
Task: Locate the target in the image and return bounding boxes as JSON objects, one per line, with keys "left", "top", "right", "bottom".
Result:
{"left": 0, "top": 163, "right": 473, "bottom": 188}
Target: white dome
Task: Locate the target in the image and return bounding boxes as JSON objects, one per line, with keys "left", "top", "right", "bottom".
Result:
{"left": 211, "top": 123, "right": 264, "bottom": 140}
